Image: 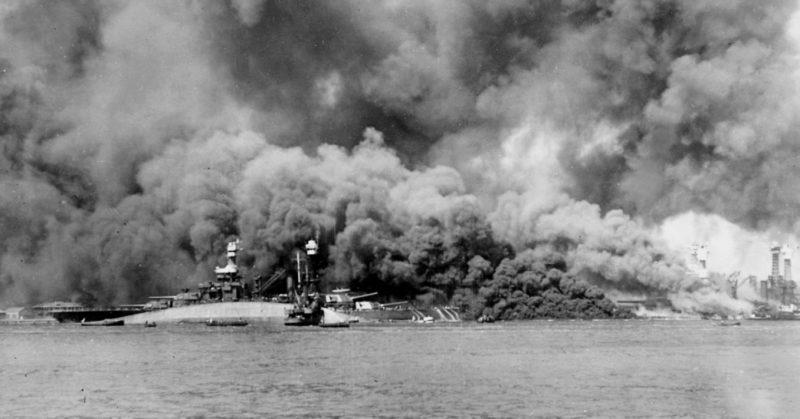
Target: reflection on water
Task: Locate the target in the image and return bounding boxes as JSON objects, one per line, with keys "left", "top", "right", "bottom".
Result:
{"left": 2, "top": 320, "right": 800, "bottom": 417}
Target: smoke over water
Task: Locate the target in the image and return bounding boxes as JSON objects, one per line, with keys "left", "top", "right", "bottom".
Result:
{"left": 1, "top": 1, "right": 798, "bottom": 314}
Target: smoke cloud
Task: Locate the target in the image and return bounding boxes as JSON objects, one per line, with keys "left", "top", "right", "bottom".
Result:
{"left": 2, "top": 0, "right": 798, "bottom": 314}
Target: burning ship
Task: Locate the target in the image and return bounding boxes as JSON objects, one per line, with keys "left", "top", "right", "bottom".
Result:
{"left": 34, "top": 240, "right": 292, "bottom": 324}
{"left": 116, "top": 237, "right": 400, "bottom": 326}
{"left": 115, "top": 239, "right": 293, "bottom": 325}
{"left": 282, "top": 238, "right": 435, "bottom": 325}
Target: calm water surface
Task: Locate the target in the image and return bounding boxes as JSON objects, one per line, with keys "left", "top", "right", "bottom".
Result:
{"left": 2, "top": 320, "right": 799, "bottom": 418}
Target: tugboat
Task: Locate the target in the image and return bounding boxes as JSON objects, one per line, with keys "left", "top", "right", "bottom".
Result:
{"left": 284, "top": 238, "right": 324, "bottom": 326}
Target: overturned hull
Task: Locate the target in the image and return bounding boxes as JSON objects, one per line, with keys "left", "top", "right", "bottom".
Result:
{"left": 353, "top": 309, "right": 415, "bottom": 322}
{"left": 117, "top": 302, "right": 293, "bottom": 325}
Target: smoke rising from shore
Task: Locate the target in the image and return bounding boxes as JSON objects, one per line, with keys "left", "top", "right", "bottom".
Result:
{"left": 2, "top": 0, "right": 799, "bottom": 313}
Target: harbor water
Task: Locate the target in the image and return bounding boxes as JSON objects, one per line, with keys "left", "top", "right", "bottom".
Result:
{"left": 2, "top": 320, "right": 800, "bottom": 418}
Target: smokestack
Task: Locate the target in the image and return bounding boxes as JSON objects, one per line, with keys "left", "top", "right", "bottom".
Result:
{"left": 782, "top": 245, "right": 792, "bottom": 284}
{"left": 771, "top": 243, "right": 781, "bottom": 280}
{"left": 784, "top": 256, "right": 792, "bottom": 284}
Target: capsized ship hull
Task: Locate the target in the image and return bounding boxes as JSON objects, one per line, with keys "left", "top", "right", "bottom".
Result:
{"left": 351, "top": 309, "right": 415, "bottom": 322}
{"left": 118, "top": 302, "right": 293, "bottom": 325}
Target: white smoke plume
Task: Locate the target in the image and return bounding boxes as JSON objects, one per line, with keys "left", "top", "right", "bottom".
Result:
{"left": 1, "top": 0, "right": 798, "bottom": 314}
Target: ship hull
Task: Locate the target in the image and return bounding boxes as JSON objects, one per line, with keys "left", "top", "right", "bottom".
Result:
{"left": 118, "top": 302, "right": 293, "bottom": 325}
{"left": 350, "top": 309, "right": 415, "bottom": 322}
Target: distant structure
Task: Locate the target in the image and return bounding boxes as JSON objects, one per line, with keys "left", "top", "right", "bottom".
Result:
{"left": 614, "top": 243, "right": 709, "bottom": 313}
{"left": 3, "top": 307, "right": 27, "bottom": 321}
{"left": 783, "top": 245, "right": 792, "bottom": 284}
{"left": 687, "top": 243, "right": 710, "bottom": 282}
{"left": 32, "top": 301, "right": 84, "bottom": 317}
{"left": 758, "top": 243, "right": 797, "bottom": 305}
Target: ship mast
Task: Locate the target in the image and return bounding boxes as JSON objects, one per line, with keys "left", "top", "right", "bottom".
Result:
{"left": 296, "top": 250, "right": 304, "bottom": 305}
{"left": 284, "top": 235, "right": 324, "bottom": 326}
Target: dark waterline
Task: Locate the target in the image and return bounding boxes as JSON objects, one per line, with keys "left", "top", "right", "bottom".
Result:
{"left": 2, "top": 320, "right": 799, "bottom": 418}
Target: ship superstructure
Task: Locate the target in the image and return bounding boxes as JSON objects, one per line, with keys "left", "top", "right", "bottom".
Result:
{"left": 284, "top": 238, "right": 324, "bottom": 326}
{"left": 205, "top": 239, "right": 248, "bottom": 301}
{"left": 144, "top": 239, "right": 250, "bottom": 310}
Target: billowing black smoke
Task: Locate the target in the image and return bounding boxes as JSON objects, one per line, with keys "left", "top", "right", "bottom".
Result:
{"left": 1, "top": 0, "right": 795, "bottom": 315}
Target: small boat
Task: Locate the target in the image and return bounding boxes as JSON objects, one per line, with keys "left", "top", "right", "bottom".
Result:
{"left": 206, "top": 318, "right": 248, "bottom": 327}
{"left": 284, "top": 312, "right": 321, "bottom": 326}
{"left": 411, "top": 316, "right": 435, "bottom": 324}
{"left": 477, "top": 315, "right": 495, "bottom": 323}
{"left": 144, "top": 321, "right": 157, "bottom": 328}
{"left": 319, "top": 321, "right": 350, "bottom": 328}
{"left": 718, "top": 320, "right": 741, "bottom": 327}
{"left": 81, "top": 318, "right": 125, "bottom": 327}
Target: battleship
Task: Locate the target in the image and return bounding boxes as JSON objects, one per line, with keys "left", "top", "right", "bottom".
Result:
{"left": 117, "top": 239, "right": 294, "bottom": 325}
{"left": 117, "top": 238, "right": 361, "bottom": 325}
{"left": 27, "top": 241, "right": 286, "bottom": 324}
{"left": 120, "top": 237, "right": 457, "bottom": 326}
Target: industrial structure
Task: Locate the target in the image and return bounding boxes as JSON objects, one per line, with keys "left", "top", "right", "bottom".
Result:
{"left": 687, "top": 243, "right": 710, "bottom": 282}
{"left": 618, "top": 242, "right": 799, "bottom": 316}
{"left": 756, "top": 243, "right": 798, "bottom": 305}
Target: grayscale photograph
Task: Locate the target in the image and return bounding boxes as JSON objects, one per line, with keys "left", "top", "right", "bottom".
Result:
{"left": 1, "top": 1, "right": 799, "bottom": 417}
